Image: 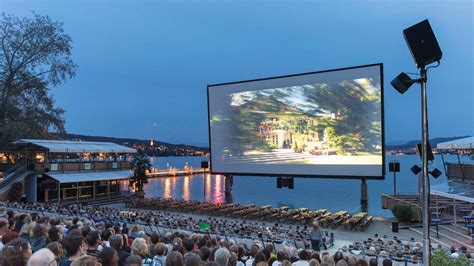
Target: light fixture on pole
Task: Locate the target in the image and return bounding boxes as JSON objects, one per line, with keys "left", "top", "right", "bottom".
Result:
{"left": 389, "top": 161, "right": 400, "bottom": 195}
{"left": 391, "top": 19, "right": 442, "bottom": 266}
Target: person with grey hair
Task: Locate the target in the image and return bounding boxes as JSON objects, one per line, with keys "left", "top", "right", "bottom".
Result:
{"left": 137, "top": 231, "right": 147, "bottom": 239}
{"left": 214, "top": 248, "right": 231, "bottom": 266}
{"left": 109, "top": 234, "right": 130, "bottom": 266}
{"left": 27, "top": 247, "right": 56, "bottom": 266}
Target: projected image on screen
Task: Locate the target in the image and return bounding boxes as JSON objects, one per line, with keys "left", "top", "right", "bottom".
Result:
{"left": 208, "top": 64, "right": 383, "bottom": 178}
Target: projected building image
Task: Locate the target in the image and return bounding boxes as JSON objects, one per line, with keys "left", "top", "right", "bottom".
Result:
{"left": 208, "top": 64, "right": 384, "bottom": 177}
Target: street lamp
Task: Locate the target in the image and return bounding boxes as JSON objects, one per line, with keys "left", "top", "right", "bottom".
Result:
{"left": 391, "top": 19, "right": 442, "bottom": 266}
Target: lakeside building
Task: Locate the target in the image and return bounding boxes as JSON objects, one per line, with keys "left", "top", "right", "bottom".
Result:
{"left": 0, "top": 139, "right": 136, "bottom": 202}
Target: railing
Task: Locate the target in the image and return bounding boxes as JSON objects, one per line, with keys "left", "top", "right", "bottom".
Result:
{"left": 35, "top": 161, "right": 132, "bottom": 173}
{"left": 381, "top": 194, "right": 422, "bottom": 221}
{"left": 0, "top": 163, "right": 28, "bottom": 191}
{"left": 446, "top": 163, "right": 474, "bottom": 180}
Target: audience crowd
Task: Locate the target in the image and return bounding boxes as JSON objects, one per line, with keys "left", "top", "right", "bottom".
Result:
{"left": 0, "top": 201, "right": 470, "bottom": 266}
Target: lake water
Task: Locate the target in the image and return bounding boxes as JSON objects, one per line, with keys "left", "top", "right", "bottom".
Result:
{"left": 128, "top": 155, "right": 463, "bottom": 217}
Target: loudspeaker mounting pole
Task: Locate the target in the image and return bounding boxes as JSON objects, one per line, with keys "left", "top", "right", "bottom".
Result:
{"left": 420, "top": 65, "right": 431, "bottom": 265}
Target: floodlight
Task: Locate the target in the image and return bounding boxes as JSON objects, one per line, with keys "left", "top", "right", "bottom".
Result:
{"left": 411, "top": 165, "right": 421, "bottom": 175}
{"left": 430, "top": 168, "right": 442, "bottom": 179}
{"left": 391, "top": 73, "right": 416, "bottom": 94}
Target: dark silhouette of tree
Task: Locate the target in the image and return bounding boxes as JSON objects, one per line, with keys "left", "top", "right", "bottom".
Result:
{"left": 7, "top": 181, "right": 23, "bottom": 202}
{"left": 0, "top": 13, "right": 77, "bottom": 148}
{"left": 130, "top": 153, "right": 151, "bottom": 197}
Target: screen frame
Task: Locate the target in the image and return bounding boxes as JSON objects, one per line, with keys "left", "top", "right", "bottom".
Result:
{"left": 207, "top": 63, "right": 385, "bottom": 180}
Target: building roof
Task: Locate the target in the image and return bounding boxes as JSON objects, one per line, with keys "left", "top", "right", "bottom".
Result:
{"left": 436, "top": 137, "right": 474, "bottom": 150}
{"left": 12, "top": 139, "right": 137, "bottom": 153}
{"left": 47, "top": 170, "right": 133, "bottom": 183}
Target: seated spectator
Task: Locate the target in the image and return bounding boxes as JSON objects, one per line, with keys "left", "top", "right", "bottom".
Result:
{"left": 1, "top": 230, "right": 19, "bottom": 247}
{"left": 85, "top": 231, "right": 102, "bottom": 257}
{"left": 27, "top": 247, "right": 57, "bottom": 266}
{"left": 214, "top": 248, "right": 231, "bottom": 266}
{"left": 110, "top": 233, "right": 131, "bottom": 266}
{"left": 29, "top": 222, "right": 48, "bottom": 253}
{"left": 20, "top": 221, "right": 35, "bottom": 243}
{"left": 48, "top": 225, "right": 63, "bottom": 243}
{"left": 101, "top": 228, "right": 114, "bottom": 247}
{"left": 0, "top": 238, "right": 32, "bottom": 266}
{"left": 274, "top": 251, "right": 287, "bottom": 266}
{"left": 183, "top": 238, "right": 200, "bottom": 264}
{"left": 60, "top": 235, "right": 85, "bottom": 266}
{"left": 70, "top": 255, "right": 101, "bottom": 266}
{"left": 47, "top": 241, "right": 65, "bottom": 262}
{"left": 245, "top": 244, "right": 259, "bottom": 266}
{"left": 131, "top": 237, "right": 154, "bottom": 266}
{"left": 333, "top": 251, "right": 344, "bottom": 264}
{"left": 124, "top": 255, "right": 144, "bottom": 266}
{"left": 166, "top": 251, "right": 184, "bottom": 266}
{"left": 154, "top": 243, "right": 167, "bottom": 266}
{"left": 150, "top": 232, "right": 160, "bottom": 256}
{"left": 0, "top": 217, "right": 9, "bottom": 251}
{"left": 320, "top": 254, "right": 335, "bottom": 266}
{"left": 293, "top": 250, "right": 310, "bottom": 266}
{"left": 99, "top": 246, "right": 119, "bottom": 266}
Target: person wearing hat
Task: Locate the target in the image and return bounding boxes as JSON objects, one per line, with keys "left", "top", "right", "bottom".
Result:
{"left": 310, "top": 221, "right": 322, "bottom": 252}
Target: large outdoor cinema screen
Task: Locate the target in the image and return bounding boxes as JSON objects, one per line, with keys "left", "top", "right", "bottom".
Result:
{"left": 207, "top": 64, "right": 384, "bottom": 179}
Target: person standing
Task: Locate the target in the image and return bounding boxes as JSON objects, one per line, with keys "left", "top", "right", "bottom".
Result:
{"left": 310, "top": 221, "right": 322, "bottom": 252}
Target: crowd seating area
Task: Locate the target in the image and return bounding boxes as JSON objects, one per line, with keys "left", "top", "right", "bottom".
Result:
{"left": 0, "top": 201, "right": 472, "bottom": 266}
{"left": 125, "top": 198, "right": 374, "bottom": 231}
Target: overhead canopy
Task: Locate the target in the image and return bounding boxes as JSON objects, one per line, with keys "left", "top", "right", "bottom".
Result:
{"left": 11, "top": 139, "right": 137, "bottom": 153}
{"left": 436, "top": 137, "right": 474, "bottom": 150}
{"left": 47, "top": 170, "right": 133, "bottom": 183}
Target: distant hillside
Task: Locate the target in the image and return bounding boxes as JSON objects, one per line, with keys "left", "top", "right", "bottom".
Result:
{"left": 386, "top": 136, "right": 470, "bottom": 152}
{"left": 49, "top": 133, "right": 209, "bottom": 156}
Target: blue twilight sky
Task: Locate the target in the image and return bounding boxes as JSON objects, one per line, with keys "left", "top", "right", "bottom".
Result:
{"left": 1, "top": 0, "right": 473, "bottom": 147}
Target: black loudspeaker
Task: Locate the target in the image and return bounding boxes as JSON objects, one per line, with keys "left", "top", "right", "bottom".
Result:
{"left": 417, "top": 143, "right": 435, "bottom": 161}
{"left": 403, "top": 19, "right": 442, "bottom": 68}
{"left": 276, "top": 177, "right": 282, "bottom": 188}
{"left": 201, "top": 161, "right": 209, "bottom": 169}
{"left": 389, "top": 162, "right": 400, "bottom": 172}
{"left": 392, "top": 221, "right": 399, "bottom": 233}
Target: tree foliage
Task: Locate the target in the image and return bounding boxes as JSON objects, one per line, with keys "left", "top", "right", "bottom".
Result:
{"left": 130, "top": 153, "right": 152, "bottom": 194}
{"left": 431, "top": 249, "right": 470, "bottom": 266}
{"left": 0, "top": 12, "right": 77, "bottom": 147}
{"left": 391, "top": 205, "right": 414, "bottom": 223}
{"left": 7, "top": 181, "right": 23, "bottom": 202}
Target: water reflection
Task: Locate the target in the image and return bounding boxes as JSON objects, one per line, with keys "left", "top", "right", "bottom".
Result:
{"left": 183, "top": 176, "right": 190, "bottom": 201}
{"left": 205, "top": 174, "right": 211, "bottom": 201}
{"left": 117, "top": 155, "right": 453, "bottom": 217}
{"left": 163, "top": 178, "right": 171, "bottom": 198}
{"left": 214, "top": 175, "right": 223, "bottom": 203}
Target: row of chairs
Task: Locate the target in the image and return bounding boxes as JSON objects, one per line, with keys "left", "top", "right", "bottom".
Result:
{"left": 125, "top": 198, "right": 374, "bottom": 230}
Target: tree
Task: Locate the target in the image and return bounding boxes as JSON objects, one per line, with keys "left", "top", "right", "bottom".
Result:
{"left": 0, "top": 12, "right": 77, "bottom": 149}
{"left": 7, "top": 181, "right": 23, "bottom": 202}
{"left": 431, "top": 249, "right": 470, "bottom": 266}
{"left": 130, "top": 153, "right": 152, "bottom": 197}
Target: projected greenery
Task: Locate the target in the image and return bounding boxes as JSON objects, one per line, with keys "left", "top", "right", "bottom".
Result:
{"left": 210, "top": 78, "right": 382, "bottom": 164}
